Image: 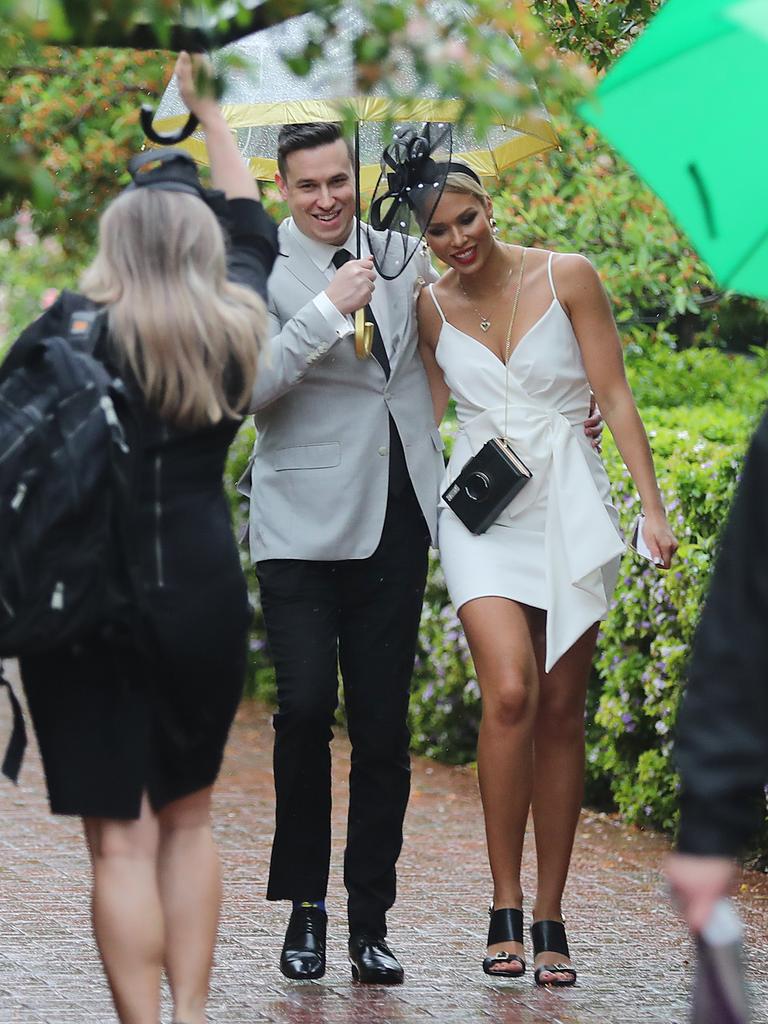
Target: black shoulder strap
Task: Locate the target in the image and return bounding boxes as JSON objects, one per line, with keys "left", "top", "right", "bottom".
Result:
{"left": 0, "top": 661, "right": 27, "bottom": 784}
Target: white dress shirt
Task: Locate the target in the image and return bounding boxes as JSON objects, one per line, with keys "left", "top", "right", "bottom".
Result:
{"left": 287, "top": 218, "right": 395, "bottom": 359}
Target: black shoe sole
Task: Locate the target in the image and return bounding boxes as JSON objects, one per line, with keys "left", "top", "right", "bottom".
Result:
{"left": 280, "top": 959, "right": 326, "bottom": 981}
{"left": 349, "top": 961, "right": 404, "bottom": 985}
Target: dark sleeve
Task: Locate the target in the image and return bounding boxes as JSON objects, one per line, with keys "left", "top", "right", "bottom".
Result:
{"left": 0, "top": 292, "right": 72, "bottom": 383}
{"left": 675, "top": 408, "right": 768, "bottom": 856}
{"left": 221, "top": 197, "right": 278, "bottom": 302}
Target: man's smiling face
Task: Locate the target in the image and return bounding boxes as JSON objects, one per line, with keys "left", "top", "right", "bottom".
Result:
{"left": 276, "top": 138, "right": 356, "bottom": 247}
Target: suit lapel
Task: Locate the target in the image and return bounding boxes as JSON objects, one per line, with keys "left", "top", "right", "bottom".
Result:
{"left": 277, "top": 221, "right": 332, "bottom": 304}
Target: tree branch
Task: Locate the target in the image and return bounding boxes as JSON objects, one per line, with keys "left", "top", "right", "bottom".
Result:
{"left": 6, "top": 65, "right": 64, "bottom": 78}
{"left": 28, "top": 1, "right": 328, "bottom": 51}
{"left": 64, "top": 84, "right": 147, "bottom": 131}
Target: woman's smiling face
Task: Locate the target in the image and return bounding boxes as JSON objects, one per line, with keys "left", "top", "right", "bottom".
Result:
{"left": 424, "top": 190, "right": 495, "bottom": 275}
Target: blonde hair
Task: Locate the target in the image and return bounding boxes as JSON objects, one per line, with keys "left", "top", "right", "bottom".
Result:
{"left": 81, "top": 189, "right": 267, "bottom": 430}
{"left": 442, "top": 170, "right": 491, "bottom": 202}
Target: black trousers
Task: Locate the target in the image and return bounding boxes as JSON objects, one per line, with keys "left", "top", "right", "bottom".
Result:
{"left": 257, "top": 483, "right": 429, "bottom": 936}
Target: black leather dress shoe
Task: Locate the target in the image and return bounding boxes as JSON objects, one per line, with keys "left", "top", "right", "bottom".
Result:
{"left": 348, "top": 933, "right": 404, "bottom": 985}
{"left": 280, "top": 905, "right": 327, "bottom": 980}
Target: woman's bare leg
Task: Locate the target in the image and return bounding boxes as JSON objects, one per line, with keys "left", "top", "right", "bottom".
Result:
{"left": 157, "top": 786, "right": 219, "bottom": 1024}
{"left": 83, "top": 795, "right": 163, "bottom": 1024}
{"left": 530, "top": 620, "right": 599, "bottom": 982}
{"left": 459, "top": 597, "right": 540, "bottom": 972}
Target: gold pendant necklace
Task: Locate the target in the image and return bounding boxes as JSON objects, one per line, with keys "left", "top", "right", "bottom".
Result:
{"left": 458, "top": 245, "right": 515, "bottom": 332}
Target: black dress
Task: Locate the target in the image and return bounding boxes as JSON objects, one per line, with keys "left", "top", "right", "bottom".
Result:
{"left": 2, "top": 197, "right": 277, "bottom": 819}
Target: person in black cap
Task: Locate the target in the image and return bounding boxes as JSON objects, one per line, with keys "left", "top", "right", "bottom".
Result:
{"left": 1, "top": 53, "right": 276, "bottom": 1024}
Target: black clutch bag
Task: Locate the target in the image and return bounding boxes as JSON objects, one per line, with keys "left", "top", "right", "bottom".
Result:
{"left": 442, "top": 437, "right": 532, "bottom": 535}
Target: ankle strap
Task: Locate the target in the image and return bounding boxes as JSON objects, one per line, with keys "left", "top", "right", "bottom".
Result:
{"left": 530, "top": 919, "right": 569, "bottom": 958}
{"left": 487, "top": 907, "right": 523, "bottom": 946}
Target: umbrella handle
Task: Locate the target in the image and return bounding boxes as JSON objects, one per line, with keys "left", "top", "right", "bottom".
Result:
{"left": 354, "top": 309, "right": 374, "bottom": 359}
{"left": 140, "top": 104, "right": 199, "bottom": 145}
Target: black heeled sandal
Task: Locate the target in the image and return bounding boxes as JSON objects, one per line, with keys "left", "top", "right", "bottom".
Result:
{"left": 530, "top": 919, "right": 577, "bottom": 987}
{"left": 482, "top": 907, "right": 526, "bottom": 978}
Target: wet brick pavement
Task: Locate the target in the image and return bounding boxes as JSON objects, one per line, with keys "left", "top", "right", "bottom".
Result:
{"left": 1, "top": 660, "right": 767, "bottom": 1023}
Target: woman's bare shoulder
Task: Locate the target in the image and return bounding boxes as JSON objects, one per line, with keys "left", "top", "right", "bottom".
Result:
{"left": 416, "top": 281, "right": 442, "bottom": 344}
{"left": 550, "top": 250, "right": 598, "bottom": 279}
{"left": 430, "top": 269, "right": 452, "bottom": 292}
{"left": 549, "top": 250, "right": 601, "bottom": 298}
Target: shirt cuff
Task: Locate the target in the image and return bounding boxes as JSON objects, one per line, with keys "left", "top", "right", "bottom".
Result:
{"left": 314, "top": 292, "right": 353, "bottom": 338}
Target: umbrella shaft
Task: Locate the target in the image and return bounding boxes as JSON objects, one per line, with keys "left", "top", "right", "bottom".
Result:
{"left": 355, "top": 122, "right": 363, "bottom": 259}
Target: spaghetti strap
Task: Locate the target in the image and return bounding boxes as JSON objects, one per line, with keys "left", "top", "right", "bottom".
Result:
{"left": 547, "top": 251, "right": 558, "bottom": 302}
{"left": 428, "top": 283, "right": 447, "bottom": 323}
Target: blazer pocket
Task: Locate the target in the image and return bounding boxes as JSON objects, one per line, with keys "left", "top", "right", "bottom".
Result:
{"left": 430, "top": 427, "right": 445, "bottom": 452}
{"left": 272, "top": 442, "right": 341, "bottom": 471}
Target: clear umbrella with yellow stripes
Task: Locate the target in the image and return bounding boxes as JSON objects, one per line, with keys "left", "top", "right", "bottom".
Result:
{"left": 152, "top": 1, "right": 557, "bottom": 354}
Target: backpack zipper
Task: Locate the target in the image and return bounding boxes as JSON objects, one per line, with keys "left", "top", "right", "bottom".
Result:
{"left": 10, "top": 482, "right": 27, "bottom": 511}
{"left": 100, "top": 395, "right": 129, "bottom": 454}
{"left": 50, "top": 581, "right": 65, "bottom": 611}
{"left": 0, "top": 424, "right": 36, "bottom": 468}
{"left": 154, "top": 451, "right": 164, "bottom": 588}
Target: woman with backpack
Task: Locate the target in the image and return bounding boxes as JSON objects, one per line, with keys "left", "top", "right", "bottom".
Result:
{"left": 1, "top": 54, "right": 276, "bottom": 1024}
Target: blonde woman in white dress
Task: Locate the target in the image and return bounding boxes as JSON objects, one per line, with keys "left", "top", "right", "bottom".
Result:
{"left": 416, "top": 166, "right": 677, "bottom": 985}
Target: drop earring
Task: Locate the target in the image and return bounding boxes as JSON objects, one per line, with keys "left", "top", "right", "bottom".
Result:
{"left": 490, "top": 217, "right": 499, "bottom": 236}
{"left": 420, "top": 238, "right": 430, "bottom": 256}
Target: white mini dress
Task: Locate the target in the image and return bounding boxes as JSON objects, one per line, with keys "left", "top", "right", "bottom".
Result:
{"left": 433, "top": 252, "right": 625, "bottom": 672}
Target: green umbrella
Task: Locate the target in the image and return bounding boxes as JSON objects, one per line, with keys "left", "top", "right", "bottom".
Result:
{"left": 578, "top": 0, "right": 768, "bottom": 300}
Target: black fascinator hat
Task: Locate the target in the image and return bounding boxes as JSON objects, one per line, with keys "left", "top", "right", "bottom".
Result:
{"left": 367, "top": 122, "right": 481, "bottom": 281}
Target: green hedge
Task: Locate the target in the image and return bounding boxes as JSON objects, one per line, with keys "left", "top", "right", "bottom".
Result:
{"left": 589, "top": 408, "right": 752, "bottom": 828}
{"left": 495, "top": 110, "right": 768, "bottom": 354}
{"left": 226, "top": 350, "right": 768, "bottom": 855}
{"left": 624, "top": 344, "right": 768, "bottom": 411}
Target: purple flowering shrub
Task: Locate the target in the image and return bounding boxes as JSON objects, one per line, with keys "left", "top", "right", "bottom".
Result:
{"left": 592, "top": 404, "right": 759, "bottom": 832}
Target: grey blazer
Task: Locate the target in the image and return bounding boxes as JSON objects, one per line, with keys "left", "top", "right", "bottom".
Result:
{"left": 240, "top": 221, "right": 445, "bottom": 562}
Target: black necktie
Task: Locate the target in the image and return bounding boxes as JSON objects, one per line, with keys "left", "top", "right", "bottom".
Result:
{"left": 331, "top": 248, "right": 390, "bottom": 378}
{"left": 332, "top": 248, "right": 413, "bottom": 495}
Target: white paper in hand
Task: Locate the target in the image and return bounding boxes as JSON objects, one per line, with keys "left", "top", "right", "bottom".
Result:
{"left": 631, "top": 513, "right": 664, "bottom": 566}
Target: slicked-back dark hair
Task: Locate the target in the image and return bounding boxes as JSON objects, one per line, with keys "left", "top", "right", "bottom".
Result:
{"left": 276, "top": 122, "right": 354, "bottom": 180}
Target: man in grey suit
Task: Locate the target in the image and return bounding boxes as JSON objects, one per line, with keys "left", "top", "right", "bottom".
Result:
{"left": 241, "top": 122, "right": 443, "bottom": 985}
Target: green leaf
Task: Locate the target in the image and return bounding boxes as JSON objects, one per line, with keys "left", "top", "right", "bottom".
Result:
{"left": 30, "top": 164, "right": 56, "bottom": 209}
{"left": 353, "top": 33, "right": 389, "bottom": 65}
{"left": 371, "top": 3, "right": 406, "bottom": 34}
{"left": 283, "top": 54, "right": 311, "bottom": 77}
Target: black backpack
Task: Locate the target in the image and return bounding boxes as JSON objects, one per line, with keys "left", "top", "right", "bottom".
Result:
{"left": 0, "top": 296, "right": 143, "bottom": 782}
